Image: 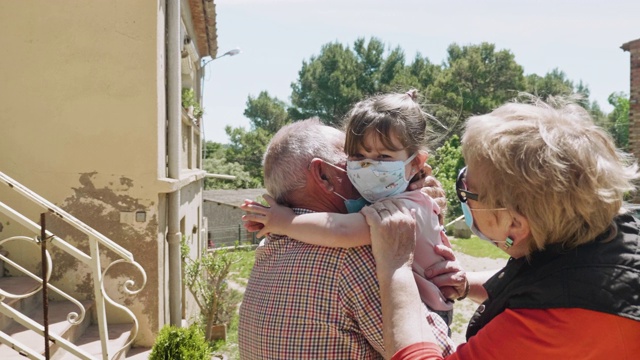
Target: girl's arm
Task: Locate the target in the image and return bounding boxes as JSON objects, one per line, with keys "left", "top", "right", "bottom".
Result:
{"left": 241, "top": 194, "right": 371, "bottom": 248}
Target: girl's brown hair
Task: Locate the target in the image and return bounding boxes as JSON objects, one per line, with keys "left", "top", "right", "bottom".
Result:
{"left": 343, "top": 89, "right": 431, "bottom": 156}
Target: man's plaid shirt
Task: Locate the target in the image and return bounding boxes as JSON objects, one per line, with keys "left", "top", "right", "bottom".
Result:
{"left": 238, "top": 209, "right": 455, "bottom": 359}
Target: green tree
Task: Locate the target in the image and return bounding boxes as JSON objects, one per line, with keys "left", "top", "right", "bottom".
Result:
{"left": 428, "top": 135, "right": 465, "bottom": 222}
{"left": 290, "top": 37, "right": 434, "bottom": 127}
{"left": 204, "top": 140, "right": 225, "bottom": 159}
{"left": 290, "top": 41, "right": 362, "bottom": 125}
{"left": 224, "top": 126, "right": 271, "bottom": 186}
{"left": 243, "top": 91, "right": 291, "bottom": 134}
{"left": 428, "top": 43, "right": 526, "bottom": 137}
{"left": 353, "top": 37, "right": 385, "bottom": 95}
{"left": 203, "top": 157, "right": 258, "bottom": 189}
{"left": 606, "top": 92, "right": 630, "bottom": 150}
{"left": 524, "top": 68, "right": 575, "bottom": 99}
{"left": 211, "top": 91, "right": 291, "bottom": 189}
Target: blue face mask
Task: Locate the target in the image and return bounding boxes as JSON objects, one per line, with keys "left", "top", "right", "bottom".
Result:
{"left": 346, "top": 153, "right": 417, "bottom": 203}
{"left": 334, "top": 193, "right": 369, "bottom": 213}
{"left": 461, "top": 202, "right": 492, "bottom": 241}
{"left": 461, "top": 202, "right": 513, "bottom": 247}
{"left": 457, "top": 166, "right": 513, "bottom": 247}
{"left": 313, "top": 158, "right": 371, "bottom": 213}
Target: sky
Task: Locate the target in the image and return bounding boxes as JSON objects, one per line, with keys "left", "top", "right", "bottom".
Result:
{"left": 202, "top": 0, "right": 640, "bottom": 144}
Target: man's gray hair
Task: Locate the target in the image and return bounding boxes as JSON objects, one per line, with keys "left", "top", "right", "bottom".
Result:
{"left": 263, "top": 118, "right": 346, "bottom": 204}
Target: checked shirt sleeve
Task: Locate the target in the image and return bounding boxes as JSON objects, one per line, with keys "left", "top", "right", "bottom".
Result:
{"left": 339, "top": 247, "right": 386, "bottom": 357}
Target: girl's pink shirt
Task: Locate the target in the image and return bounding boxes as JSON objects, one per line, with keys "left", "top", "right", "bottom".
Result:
{"left": 388, "top": 190, "right": 453, "bottom": 312}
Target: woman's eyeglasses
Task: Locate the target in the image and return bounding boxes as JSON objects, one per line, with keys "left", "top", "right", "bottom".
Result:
{"left": 456, "top": 167, "right": 478, "bottom": 203}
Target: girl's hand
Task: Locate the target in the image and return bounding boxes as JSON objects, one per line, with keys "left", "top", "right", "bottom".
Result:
{"left": 240, "top": 194, "right": 296, "bottom": 238}
{"left": 425, "top": 244, "right": 469, "bottom": 301}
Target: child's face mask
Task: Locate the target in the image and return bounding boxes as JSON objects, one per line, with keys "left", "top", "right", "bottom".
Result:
{"left": 346, "top": 153, "right": 417, "bottom": 203}
{"left": 314, "top": 158, "right": 369, "bottom": 213}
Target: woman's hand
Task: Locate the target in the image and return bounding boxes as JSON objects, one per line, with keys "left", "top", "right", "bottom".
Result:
{"left": 241, "top": 194, "right": 295, "bottom": 238}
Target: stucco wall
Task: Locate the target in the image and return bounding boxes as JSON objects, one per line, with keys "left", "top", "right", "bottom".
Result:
{"left": 0, "top": 0, "right": 189, "bottom": 347}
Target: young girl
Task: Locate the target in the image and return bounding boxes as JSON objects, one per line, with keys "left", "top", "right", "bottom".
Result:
{"left": 242, "top": 90, "right": 455, "bottom": 329}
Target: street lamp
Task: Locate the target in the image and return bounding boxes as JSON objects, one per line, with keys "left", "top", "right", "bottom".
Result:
{"left": 216, "top": 48, "right": 241, "bottom": 59}
{"left": 202, "top": 48, "right": 241, "bottom": 67}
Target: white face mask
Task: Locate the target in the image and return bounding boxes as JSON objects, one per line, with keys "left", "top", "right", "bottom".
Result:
{"left": 346, "top": 153, "right": 417, "bottom": 203}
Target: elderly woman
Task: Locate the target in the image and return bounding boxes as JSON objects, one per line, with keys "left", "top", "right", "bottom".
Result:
{"left": 364, "top": 97, "right": 640, "bottom": 359}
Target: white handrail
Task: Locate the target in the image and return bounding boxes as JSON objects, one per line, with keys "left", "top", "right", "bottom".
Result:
{"left": 0, "top": 171, "right": 146, "bottom": 359}
{"left": 0, "top": 172, "right": 132, "bottom": 261}
{"left": 0, "top": 201, "right": 92, "bottom": 265}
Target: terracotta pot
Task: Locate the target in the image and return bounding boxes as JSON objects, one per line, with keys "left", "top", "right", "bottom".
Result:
{"left": 209, "top": 323, "right": 227, "bottom": 341}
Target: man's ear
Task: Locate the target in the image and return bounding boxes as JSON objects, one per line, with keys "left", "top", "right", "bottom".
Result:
{"left": 308, "top": 158, "right": 334, "bottom": 193}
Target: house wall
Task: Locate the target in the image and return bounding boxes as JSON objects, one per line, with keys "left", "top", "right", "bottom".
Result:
{"left": 0, "top": 0, "right": 204, "bottom": 346}
{"left": 625, "top": 41, "right": 640, "bottom": 163}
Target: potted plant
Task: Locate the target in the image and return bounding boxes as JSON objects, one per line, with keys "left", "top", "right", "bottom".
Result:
{"left": 184, "top": 247, "right": 243, "bottom": 341}
{"left": 181, "top": 88, "right": 204, "bottom": 119}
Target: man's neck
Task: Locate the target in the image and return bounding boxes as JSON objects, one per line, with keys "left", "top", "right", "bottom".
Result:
{"left": 287, "top": 189, "right": 344, "bottom": 214}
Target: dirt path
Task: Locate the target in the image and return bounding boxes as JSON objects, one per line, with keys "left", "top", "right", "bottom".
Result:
{"left": 450, "top": 253, "right": 507, "bottom": 345}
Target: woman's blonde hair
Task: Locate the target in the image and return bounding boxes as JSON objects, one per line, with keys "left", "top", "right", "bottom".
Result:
{"left": 462, "top": 95, "right": 639, "bottom": 251}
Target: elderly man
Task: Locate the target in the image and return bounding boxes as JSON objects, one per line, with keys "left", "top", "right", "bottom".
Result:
{"left": 238, "top": 118, "right": 454, "bottom": 359}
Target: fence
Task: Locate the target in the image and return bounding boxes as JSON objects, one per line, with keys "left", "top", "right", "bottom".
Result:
{"left": 208, "top": 224, "right": 257, "bottom": 248}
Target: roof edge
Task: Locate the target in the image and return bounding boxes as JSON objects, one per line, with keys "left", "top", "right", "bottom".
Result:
{"left": 187, "top": 0, "right": 218, "bottom": 59}
{"left": 621, "top": 38, "right": 640, "bottom": 52}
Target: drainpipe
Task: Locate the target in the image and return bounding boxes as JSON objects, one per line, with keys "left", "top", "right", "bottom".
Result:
{"left": 166, "top": 0, "right": 182, "bottom": 327}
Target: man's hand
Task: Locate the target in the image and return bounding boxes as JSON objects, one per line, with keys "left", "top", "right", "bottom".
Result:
{"left": 362, "top": 199, "right": 436, "bottom": 356}
{"left": 425, "top": 244, "right": 469, "bottom": 301}
{"left": 361, "top": 199, "right": 417, "bottom": 274}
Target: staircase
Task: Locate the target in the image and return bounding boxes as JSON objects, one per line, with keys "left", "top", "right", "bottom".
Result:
{"left": 0, "top": 172, "right": 149, "bottom": 359}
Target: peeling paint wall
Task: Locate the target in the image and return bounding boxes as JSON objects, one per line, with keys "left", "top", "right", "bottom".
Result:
{"left": 0, "top": 0, "right": 201, "bottom": 347}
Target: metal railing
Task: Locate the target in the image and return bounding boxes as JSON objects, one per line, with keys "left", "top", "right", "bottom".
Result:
{"left": 0, "top": 171, "right": 147, "bottom": 360}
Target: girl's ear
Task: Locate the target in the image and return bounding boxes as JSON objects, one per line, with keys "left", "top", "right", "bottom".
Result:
{"left": 410, "top": 151, "right": 429, "bottom": 175}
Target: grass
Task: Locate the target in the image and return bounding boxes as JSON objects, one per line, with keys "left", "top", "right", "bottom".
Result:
{"left": 450, "top": 311, "right": 468, "bottom": 336}
{"left": 450, "top": 236, "right": 510, "bottom": 259}
{"left": 227, "top": 248, "right": 257, "bottom": 287}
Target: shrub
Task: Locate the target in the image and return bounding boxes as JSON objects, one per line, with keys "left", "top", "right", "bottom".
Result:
{"left": 149, "top": 324, "right": 211, "bottom": 360}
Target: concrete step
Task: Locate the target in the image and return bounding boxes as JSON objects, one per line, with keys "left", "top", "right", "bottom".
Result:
{"left": 58, "top": 323, "right": 132, "bottom": 360}
{"left": 124, "top": 346, "right": 152, "bottom": 359}
{"left": 0, "top": 276, "right": 42, "bottom": 331}
{"left": 0, "top": 276, "right": 138, "bottom": 359}
{"left": 0, "top": 299, "right": 93, "bottom": 359}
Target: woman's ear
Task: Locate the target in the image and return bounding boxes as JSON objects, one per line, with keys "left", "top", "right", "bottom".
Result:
{"left": 506, "top": 211, "right": 533, "bottom": 256}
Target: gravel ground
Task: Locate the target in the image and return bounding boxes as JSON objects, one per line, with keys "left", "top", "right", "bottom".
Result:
{"left": 450, "top": 253, "right": 508, "bottom": 345}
